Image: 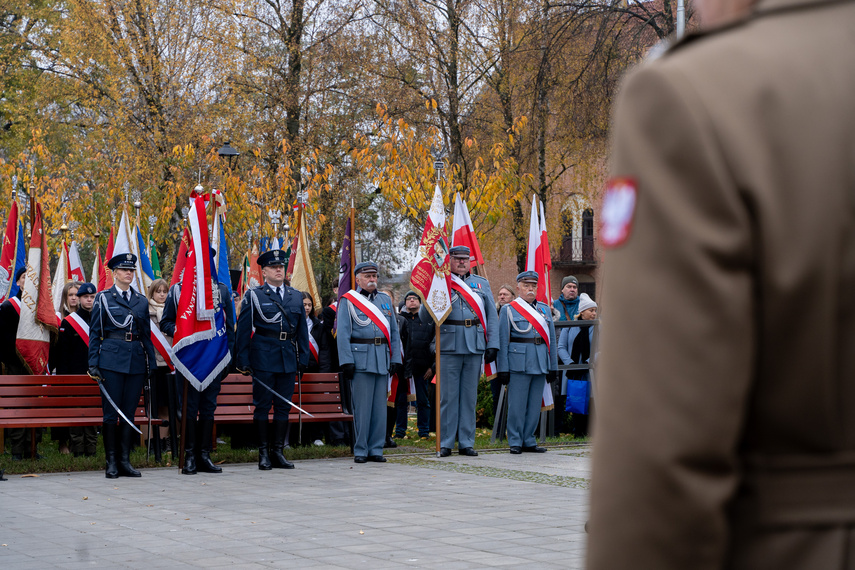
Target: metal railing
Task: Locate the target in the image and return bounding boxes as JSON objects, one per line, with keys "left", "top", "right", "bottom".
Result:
{"left": 554, "top": 236, "right": 597, "bottom": 265}
{"left": 491, "top": 319, "right": 599, "bottom": 443}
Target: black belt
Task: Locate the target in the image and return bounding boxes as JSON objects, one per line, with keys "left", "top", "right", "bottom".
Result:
{"left": 352, "top": 337, "right": 388, "bottom": 345}
{"left": 445, "top": 319, "right": 480, "bottom": 328}
{"left": 254, "top": 329, "right": 293, "bottom": 341}
{"left": 510, "top": 336, "right": 544, "bottom": 345}
{"left": 105, "top": 332, "right": 141, "bottom": 342}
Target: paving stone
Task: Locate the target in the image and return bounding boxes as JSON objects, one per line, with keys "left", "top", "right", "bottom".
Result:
{"left": 0, "top": 445, "right": 591, "bottom": 568}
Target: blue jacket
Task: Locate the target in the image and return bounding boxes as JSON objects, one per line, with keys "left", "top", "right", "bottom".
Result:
{"left": 557, "top": 325, "right": 594, "bottom": 365}
{"left": 497, "top": 300, "right": 558, "bottom": 375}
{"left": 235, "top": 283, "right": 310, "bottom": 373}
{"left": 337, "top": 290, "right": 402, "bottom": 375}
{"left": 89, "top": 285, "right": 157, "bottom": 374}
{"left": 420, "top": 273, "right": 498, "bottom": 355}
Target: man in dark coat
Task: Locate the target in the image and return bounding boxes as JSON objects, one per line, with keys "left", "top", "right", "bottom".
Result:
{"left": 398, "top": 290, "right": 435, "bottom": 439}
{"left": 235, "top": 249, "right": 310, "bottom": 470}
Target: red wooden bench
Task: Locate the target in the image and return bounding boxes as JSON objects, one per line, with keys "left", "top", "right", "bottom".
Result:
{"left": 0, "top": 374, "right": 158, "bottom": 457}
{"left": 214, "top": 372, "right": 353, "bottom": 447}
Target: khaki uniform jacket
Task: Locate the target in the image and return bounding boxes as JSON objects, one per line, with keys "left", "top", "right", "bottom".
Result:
{"left": 588, "top": 0, "right": 855, "bottom": 568}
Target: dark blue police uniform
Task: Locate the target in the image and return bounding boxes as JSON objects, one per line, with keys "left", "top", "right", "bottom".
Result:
{"left": 88, "top": 253, "right": 157, "bottom": 478}
{"left": 235, "top": 249, "right": 310, "bottom": 470}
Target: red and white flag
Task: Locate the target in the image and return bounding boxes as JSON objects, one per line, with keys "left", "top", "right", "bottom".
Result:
{"left": 538, "top": 199, "right": 552, "bottom": 304}
{"left": 0, "top": 200, "right": 20, "bottom": 303}
{"left": 68, "top": 241, "right": 85, "bottom": 282}
{"left": 171, "top": 227, "right": 191, "bottom": 287}
{"left": 16, "top": 204, "right": 56, "bottom": 373}
{"left": 410, "top": 185, "right": 452, "bottom": 324}
{"left": 525, "top": 195, "right": 552, "bottom": 304}
{"left": 451, "top": 193, "right": 484, "bottom": 268}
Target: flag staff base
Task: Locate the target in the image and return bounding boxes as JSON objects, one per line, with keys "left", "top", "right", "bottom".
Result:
{"left": 435, "top": 324, "right": 441, "bottom": 457}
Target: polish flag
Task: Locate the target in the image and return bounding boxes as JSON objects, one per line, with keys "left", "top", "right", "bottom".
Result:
{"left": 170, "top": 227, "right": 191, "bottom": 287}
{"left": 525, "top": 195, "right": 551, "bottom": 304}
{"left": 68, "top": 241, "right": 85, "bottom": 282}
{"left": 16, "top": 204, "right": 55, "bottom": 373}
{"left": 538, "top": 200, "right": 552, "bottom": 304}
{"left": 451, "top": 193, "right": 484, "bottom": 267}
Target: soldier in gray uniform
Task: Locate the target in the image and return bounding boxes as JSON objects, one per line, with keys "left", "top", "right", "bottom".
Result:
{"left": 496, "top": 271, "right": 557, "bottom": 454}
{"left": 235, "top": 249, "right": 310, "bottom": 470}
{"left": 336, "top": 261, "right": 402, "bottom": 463}
{"left": 423, "top": 245, "right": 498, "bottom": 457}
{"left": 88, "top": 253, "right": 158, "bottom": 478}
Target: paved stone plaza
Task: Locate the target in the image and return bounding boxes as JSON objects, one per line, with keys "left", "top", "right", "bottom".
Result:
{"left": 0, "top": 446, "right": 590, "bottom": 569}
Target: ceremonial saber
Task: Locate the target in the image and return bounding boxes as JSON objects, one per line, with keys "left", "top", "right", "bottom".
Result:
{"left": 93, "top": 378, "right": 142, "bottom": 435}
{"left": 252, "top": 375, "right": 315, "bottom": 417}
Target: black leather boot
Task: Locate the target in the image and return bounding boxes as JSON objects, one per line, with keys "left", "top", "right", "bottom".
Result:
{"left": 182, "top": 417, "right": 197, "bottom": 475}
{"left": 271, "top": 420, "right": 295, "bottom": 469}
{"left": 197, "top": 418, "right": 221, "bottom": 473}
{"left": 255, "top": 419, "right": 271, "bottom": 470}
{"left": 117, "top": 422, "right": 141, "bottom": 477}
{"left": 103, "top": 422, "right": 118, "bottom": 479}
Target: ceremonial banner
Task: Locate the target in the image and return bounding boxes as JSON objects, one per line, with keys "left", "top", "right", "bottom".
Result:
{"left": 68, "top": 241, "right": 85, "bottom": 282}
{"left": 212, "top": 212, "right": 235, "bottom": 316}
{"left": 51, "top": 241, "right": 70, "bottom": 312}
{"left": 538, "top": 199, "right": 552, "bottom": 304}
{"left": 336, "top": 214, "right": 354, "bottom": 301}
{"left": 16, "top": 204, "right": 55, "bottom": 373}
{"left": 135, "top": 225, "right": 155, "bottom": 292}
{"left": 150, "top": 237, "right": 162, "bottom": 279}
{"left": 525, "top": 195, "right": 551, "bottom": 305}
{"left": 170, "top": 227, "right": 191, "bottom": 286}
{"left": 9, "top": 222, "right": 26, "bottom": 300}
{"left": 112, "top": 210, "right": 146, "bottom": 292}
{"left": 0, "top": 200, "right": 20, "bottom": 302}
{"left": 102, "top": 227, "right": 114, "bottom": 289}
{"left": 410, "top": 185, "right": 452, "bottom": 324}
{"left": 289, "top": 209, "right": 320, "bottom": 311}
{"left": 451, "top": 193, "right": 484, "bottom": 268}
{"left": 171, "top": 197, "right": 230, "bottom": 391}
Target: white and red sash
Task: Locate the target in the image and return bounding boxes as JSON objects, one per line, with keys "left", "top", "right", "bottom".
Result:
{"left": 308, "top": 334, "right": 319, "bottom": 362}
{"left": 9, "top": 297, "right": 21, "bottom": 315}
{"left": 510, "top": 298, "right": 550, "bottom": 350}
{"left": 330, "top": 301, "right": 337, "bottom": 313}
{"left": 150, "top": 318, "right": 175, "bottom": 371}
{"left": 451, "top": 275, "right": 496, "bottom": 379}
{"left": 65, "top": 312, "right": 90, "bottom": 345}
{"left": 342, "top": 290, "right": 392, "bottom": 357}
{"left": 449, "top": 275, "right": 487, "bottom": 338}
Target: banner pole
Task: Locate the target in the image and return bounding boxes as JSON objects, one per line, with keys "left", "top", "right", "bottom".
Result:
{"left": 178, "top": 376, "right": 189, "bottom": 471}
{"left": 435, "top": 324, "right": 441, "bottom": 457}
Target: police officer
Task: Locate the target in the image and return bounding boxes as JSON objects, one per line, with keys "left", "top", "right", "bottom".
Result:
{"left": 337, "top": 261, "right": 402, "bottom": 463}
{"left": 235, "top": 249, "right": 309, "bottom": 470}
{"left": 496, "top": 271, "right": 557, "bottom": 454}
{"left": 423, "top": 245, "right": 498, "bottom": 457}
{"left": 53, "top": 282, "right": 99, "bottom": 456}
{"left": 160, "top": 247, "right": 235, "bottom": 475}
{"left": 88, "top": 253, "right": 157, "bottom": 479}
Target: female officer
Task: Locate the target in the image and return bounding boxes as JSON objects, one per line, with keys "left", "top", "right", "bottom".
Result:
{"left": 88, "top": 253, "right": 157, "bottom": 479}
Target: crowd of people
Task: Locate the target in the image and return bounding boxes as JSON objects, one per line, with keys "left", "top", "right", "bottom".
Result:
{"left": 1, "top": 245, "right": 598, "bottom": 477}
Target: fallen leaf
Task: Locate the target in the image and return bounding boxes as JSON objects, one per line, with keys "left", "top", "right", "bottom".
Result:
{"left": 359, "top": 531, "right": 364, "bottom": 535}
{"left": 83, "top": 497, "right": 88, "bottom": 500}
{"left": 146, "top": 505, "right": 154, "bottom": 507}
{"left": 21, "top": 474, "right": 39, "bottom": 478}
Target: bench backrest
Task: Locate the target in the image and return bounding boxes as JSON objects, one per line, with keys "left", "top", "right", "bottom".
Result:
{"left": 0, "top": 374, "right": 149, "bottom": 420}
{"left": 217, "top": 372, "right": 346, "bottom": 420}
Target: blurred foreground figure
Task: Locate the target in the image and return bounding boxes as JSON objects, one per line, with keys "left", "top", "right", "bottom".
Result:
{"left": 588, "top": 0, "right": 855, "bottom": 568}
